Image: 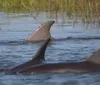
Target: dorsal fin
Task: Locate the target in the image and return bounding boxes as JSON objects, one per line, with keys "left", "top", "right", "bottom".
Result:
{"left": 86, "top": 49, "right": 100, "bottom": 64}
{"left": 25, "top": 21, "right": 55, "bottom": 42}
{"left": 10, "top": 38, "right": 51, "bottom": 72}
{"left": 32, "top": 38, "right": 51, "bottom": 61}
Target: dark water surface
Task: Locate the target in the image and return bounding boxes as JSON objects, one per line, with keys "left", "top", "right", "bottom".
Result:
{"left": 0, "top": 12, "right": 100, "bottom": 85}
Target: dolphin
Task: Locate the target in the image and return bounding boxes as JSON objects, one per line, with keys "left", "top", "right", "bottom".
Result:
{"left": 19, "top": 49, "right": 100, "bottom": 74}
{"left": 25, "top": 21, "right": 55, "bottom": 42}
{"left": 24, "top": 20, "right": 100, "bottom": 42}
{"left": 1, "top": 38, "right": 100, "bottom": 74}
{"left": 0, "top": 38, "right": 51, "bottom": 73}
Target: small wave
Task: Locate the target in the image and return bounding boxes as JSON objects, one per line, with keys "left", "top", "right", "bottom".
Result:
{"left": 0, "top": 40, "right": 27, "bottom": 45}
{"left": 68, "top": 37, "right": 100, "bottom": 40}
{"left": 54, "top": 36, "right": 100, "bottom": 41}
{"left": 0, "top": 36, "right": 100, "bottom": 45}
{"left": 0, "top": 40, "right": 44, "bottom": 45}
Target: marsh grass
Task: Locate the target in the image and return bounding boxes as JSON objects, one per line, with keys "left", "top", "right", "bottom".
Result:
{"left": 0, "top": 0, "right": 100, "bottom": 24}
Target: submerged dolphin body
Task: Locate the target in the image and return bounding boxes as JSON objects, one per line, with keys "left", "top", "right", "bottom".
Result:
{"left": 20, "top": 49, "right": 100, "bottom": 74}
{"left": 25, "top": 21, "right": 55, "bottom": 42}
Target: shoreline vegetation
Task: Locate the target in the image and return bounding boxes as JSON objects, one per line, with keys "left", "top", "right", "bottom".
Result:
{"left": 0, "top": 0, "right": 100, "bottom": 24}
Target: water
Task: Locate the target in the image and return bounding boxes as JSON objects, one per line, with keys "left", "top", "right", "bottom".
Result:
{"left": 0, "top": 12, "right": 100, "bottom": 85}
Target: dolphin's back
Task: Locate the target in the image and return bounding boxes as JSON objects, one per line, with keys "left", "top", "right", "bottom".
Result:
{"left": 20, "top": 49, "right": 100, "bottom": 74}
